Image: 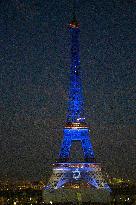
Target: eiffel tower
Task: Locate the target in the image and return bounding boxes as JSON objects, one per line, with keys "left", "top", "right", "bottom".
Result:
{"left": 43, "top": 10, "right": 111, "bottom": 204}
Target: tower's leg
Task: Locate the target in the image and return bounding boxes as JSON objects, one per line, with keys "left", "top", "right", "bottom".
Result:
{"left": 59, "top": 138, "right": 71, "bottom": 161}
{"left": 82, "top": 138, "right": 95, "bottom": 162}
{"left": 80, "top": 129, "right": 95, "bottom": 162}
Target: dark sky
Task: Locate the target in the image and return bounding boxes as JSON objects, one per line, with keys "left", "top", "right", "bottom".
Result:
{"left": 0, "top": 0, "right": 136, "bottom": 181}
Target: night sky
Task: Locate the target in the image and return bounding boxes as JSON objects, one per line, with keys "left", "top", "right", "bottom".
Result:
{"left": 0, "top": 0, "right": 136, "bottom": 181}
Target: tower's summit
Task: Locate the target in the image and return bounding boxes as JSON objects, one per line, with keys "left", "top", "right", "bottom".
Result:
{"left": 69, "top": 0, "right": 79, "bottom": 28}
{"left": 69, "top": 15, "right": 79, "bottom": 28}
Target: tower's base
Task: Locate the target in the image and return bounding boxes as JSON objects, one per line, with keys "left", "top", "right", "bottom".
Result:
{"left": 43, "top": 163, "right": 111, "bottom": 204}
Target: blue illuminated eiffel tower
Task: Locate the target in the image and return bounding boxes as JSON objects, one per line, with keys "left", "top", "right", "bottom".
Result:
{"left": 43, "top": 12, "right": 111, "bottom": 204}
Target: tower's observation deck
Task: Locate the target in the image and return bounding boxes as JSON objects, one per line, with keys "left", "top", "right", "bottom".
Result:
{"left": 65, "top": 122, "right": 88, "bottom": 129}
